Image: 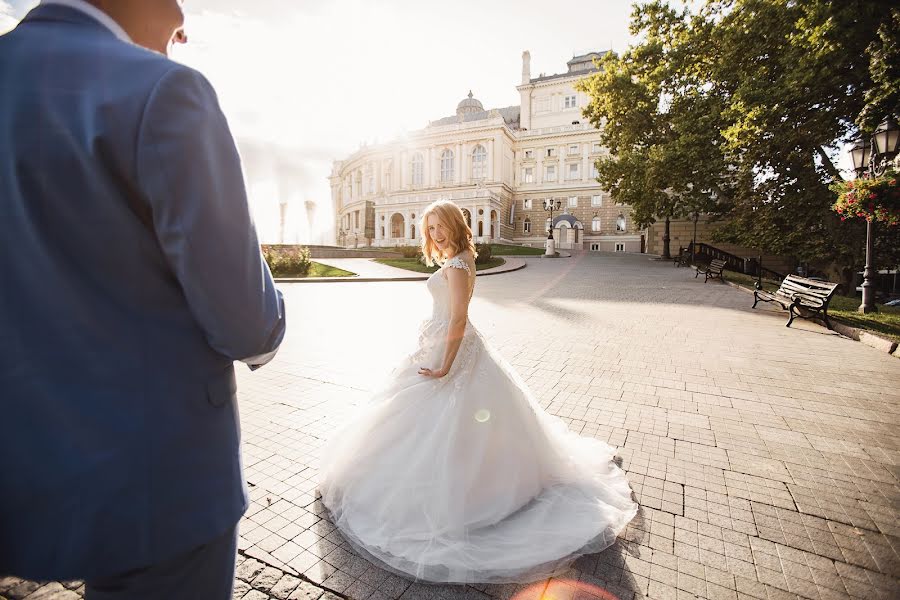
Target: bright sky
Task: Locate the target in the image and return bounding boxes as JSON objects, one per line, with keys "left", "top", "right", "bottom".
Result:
{"left": 2, "top": 0, "right": 856, "bottom": 243}
{"left": 1, "top": 0, "right": 639, "bottom": 243}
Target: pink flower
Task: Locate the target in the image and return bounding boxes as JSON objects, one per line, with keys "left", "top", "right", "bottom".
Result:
{"left": 869, "top": 193, "right": 877, "bottom": 200}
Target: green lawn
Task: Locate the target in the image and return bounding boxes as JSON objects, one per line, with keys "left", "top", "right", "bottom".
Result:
{"left": 489, "top": 243, "right": 546, "bottom": 256}
{"left": 273, "top": 261, "right": 355, "bottom": 278}
{"left": 828, "top": 296, "right": 900, "bottom": 342}
{"left": 724, "top": 271, "right": 900, "bottom": 342}
{"left": 375, "top": 257, "right": 506, "bottom": 274}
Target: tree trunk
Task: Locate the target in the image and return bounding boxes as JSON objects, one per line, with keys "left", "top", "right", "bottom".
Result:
{"left": 662, "top": 216, "right": 672, "bottom": 259}
{"left": 816, "top": 146, "right": 843, "bottom": 182}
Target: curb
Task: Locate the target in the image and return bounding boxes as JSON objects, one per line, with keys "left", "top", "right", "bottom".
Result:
{"left": 723, "top": 279, "right": 899, "bottom": 357}
{"left": 275, "top": 258, "right": 526, "bottom": 283}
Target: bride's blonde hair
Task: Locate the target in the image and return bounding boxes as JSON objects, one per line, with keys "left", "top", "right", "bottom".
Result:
{"left": 420, "top": 200, "right": 478, "bottom": 267}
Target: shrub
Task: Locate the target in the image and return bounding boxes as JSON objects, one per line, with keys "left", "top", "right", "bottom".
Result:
{"left": 264, "top": 246, "right": 311, "bottom": 276}
{"left": 395, "top": 245, "right": 422, "bottom": 259}
{"left": 474, "top": 243, "right": 492, "bottom": 265}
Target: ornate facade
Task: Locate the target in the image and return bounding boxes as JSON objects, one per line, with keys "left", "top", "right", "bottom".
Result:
{"left": 330, "top": 51, "right": 640, "bottom": 252}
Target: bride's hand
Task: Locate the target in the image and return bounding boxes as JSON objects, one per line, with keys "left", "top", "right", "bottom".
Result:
{"left": 418, "top": 367, "right": 447, "bottom": 378}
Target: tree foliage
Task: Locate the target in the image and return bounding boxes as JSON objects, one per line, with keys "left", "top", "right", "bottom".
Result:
{"left": 577, "top": 2, "right": 726, "bottom": 257}
{"left": 578, "top": 0, "right": 900, "bottom": 282}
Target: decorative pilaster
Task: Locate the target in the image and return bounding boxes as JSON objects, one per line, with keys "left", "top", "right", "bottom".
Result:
{"left": 487, "top": 138, "right": 495, "bottom": 182}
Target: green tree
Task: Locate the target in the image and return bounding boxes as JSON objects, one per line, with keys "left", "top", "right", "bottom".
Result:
{"left": 579, "top": 0, "right": 899, "bottom": 289}
{"left": 578, "top": 1, "right": 727, "bottom": 259}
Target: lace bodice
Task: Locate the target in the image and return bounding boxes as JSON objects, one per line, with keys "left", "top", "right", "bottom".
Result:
{"left": 426, "top": 255, "right": 474, "bottom": 322}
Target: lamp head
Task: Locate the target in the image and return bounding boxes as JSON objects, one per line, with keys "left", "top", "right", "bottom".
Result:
{"left": 873, "top": 116, "right": 900, "bottom": 158}
{"left": 849, "top": 135, "right": 871, "bottom": 177}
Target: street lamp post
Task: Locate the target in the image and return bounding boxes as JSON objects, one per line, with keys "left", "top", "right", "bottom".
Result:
{"left": 848, "top": 117, "right": 900, "bottom": 314}
{"left": 543, "top": 198, "right": 562, "bottom": 256}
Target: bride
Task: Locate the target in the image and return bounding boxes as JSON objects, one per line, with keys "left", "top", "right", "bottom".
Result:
{"left": 318, "top": 200, "right": 637, "bottom": 584}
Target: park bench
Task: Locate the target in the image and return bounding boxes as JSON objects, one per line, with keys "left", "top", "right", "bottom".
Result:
{"left": 695, "top": 259, "right": 726, "bottom": 283}
{"left": 752, "top": 274, "right": 839, "bottom": 329}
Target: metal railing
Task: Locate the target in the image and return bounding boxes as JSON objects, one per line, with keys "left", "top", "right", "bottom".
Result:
{"left": 688, "top": 242, "right": 785, "bottom": 281}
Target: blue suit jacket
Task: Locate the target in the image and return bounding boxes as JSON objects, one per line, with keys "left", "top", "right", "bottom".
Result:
{"left": 0, "top": 5, "right": 286, "bottom": 580}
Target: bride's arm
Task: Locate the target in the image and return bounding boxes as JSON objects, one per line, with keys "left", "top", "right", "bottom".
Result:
{"left": 418, "top": 266, "right": 470, "bottom": 378}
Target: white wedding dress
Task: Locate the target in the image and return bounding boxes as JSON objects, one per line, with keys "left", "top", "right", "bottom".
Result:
{"left": 317, "top": 256, "right": 637, "bottom": 584}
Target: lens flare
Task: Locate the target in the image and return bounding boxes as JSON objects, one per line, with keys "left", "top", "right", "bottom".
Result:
{"left": 474, "top": 409, "right": 491, "bottom": 423}
{"left": 511, "top": 579, "right": 621, "bottom": 600}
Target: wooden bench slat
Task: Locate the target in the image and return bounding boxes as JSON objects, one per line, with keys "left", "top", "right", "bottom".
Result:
{"left": 751, "top": 274, "right": 838, "bottom": 329}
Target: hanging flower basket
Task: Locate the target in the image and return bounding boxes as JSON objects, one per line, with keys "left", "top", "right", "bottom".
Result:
{"left": 831, "top": 170, "right": 900, "bottom": 226}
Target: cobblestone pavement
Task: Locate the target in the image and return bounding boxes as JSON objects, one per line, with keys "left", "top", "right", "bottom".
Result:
{"left": 4, "top": 253, "right": 899, "bottom": 600}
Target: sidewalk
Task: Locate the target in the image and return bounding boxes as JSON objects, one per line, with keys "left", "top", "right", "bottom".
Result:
{"left": 275, "top": 257, "right": 526, "bottom": 283}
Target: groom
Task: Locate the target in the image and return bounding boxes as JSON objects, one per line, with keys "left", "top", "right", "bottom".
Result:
{"left": 0, "top": 1, "right": 286, "bottom": 598}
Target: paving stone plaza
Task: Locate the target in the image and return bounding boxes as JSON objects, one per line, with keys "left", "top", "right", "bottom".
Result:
{"left": 3, "top": 253, "right": 898, "bottom": 600}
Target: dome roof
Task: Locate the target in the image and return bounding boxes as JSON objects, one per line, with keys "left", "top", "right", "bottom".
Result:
{"left": 456, "top": 90, "right": 484, "bottom": 116}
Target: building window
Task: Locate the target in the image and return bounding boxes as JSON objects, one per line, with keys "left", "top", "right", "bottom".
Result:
{"left": 568, "top": 144, "right": 580, "bottom": 156}
{"left": 590, "top": 243, "right": 600, "bottom": 251}
{"left": 472, "top": 145, "right": 487, "bottom": 179}
{"left": 382, "top": 159, "right": 392, "bottom": 192}
{"left": 524, "top": 149, "right": 534, "bottom": 159}
{"left": 440, "top": 149, "right": 454, "bottom": 183}
{"left": 590, "top": 162, "right": 599, "bottom": 179}
{"left": 616, "top": 215, "right": 626, "bottom": 232}
{"left": 592, "top": 217, "right": 601, "bottom": 231}
{"left": 564, "top": 95, "right": 577, "bottom": 109}
{"left": 545, "top": 165, "right": 557, "bottom": 182}
{"left": 567, "top": 163, "right": 580, "bottom": 180}
{"left": 524, "top": 218, "right": 532, "bottom": 233}
{"left": 523, "top": 167, "right": 534, "bottom": 184}
{"left": 366, "top": 164, "right": 375, "bottom": 195}
{"left": 592, "top": 142, "right": 603, "bottom": 154}
{"left": 523, "top": 198, "right": 532, "bottom": 209}
{"left": 615, "top": 243, "right": 625, "bottom": 252}
{"left": 546, "top": 147, "right": 556, "bottom": 158}
{"left": 592, "top": 194, "right": 602, "bottom": 207}
{"left": 568, "top": 196, "right": 578, "bottom": 208}
{"left": 355, "top": 210, "right": 360, "bottom": 229}
{"left": 411, "top": 153, "right": 424, "bottom": 186}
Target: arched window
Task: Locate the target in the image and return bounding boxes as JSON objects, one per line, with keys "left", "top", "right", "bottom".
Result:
{"left": 440, "top": 149, "right": 455, "bottom": 183}
{"left": 471, "top": 145, "right": 487, "bottom": 179}
{"left": 592, "top": 217, "right": 601, "bottom": 232}
{"left": 524, "top": 218, "right": 532, "bottom": 233}
{"left": 391, "top": 213, "right": 405, "bottom": 238}
{"left": 411, "top": 153, "right": 424, "bottom": 186}
{"left": 616, "top": 214, "right": 626, "bottom": 232}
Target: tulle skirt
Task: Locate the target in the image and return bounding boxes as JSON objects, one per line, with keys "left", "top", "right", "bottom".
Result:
{"left": 317, "top": 319, "right": 637, "bottom": 583}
